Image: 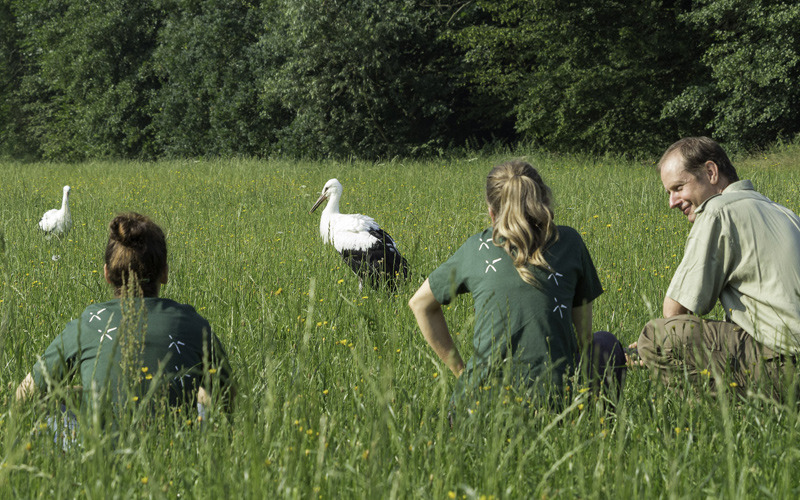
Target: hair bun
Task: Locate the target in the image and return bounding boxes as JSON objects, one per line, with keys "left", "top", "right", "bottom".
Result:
{"left": 108, "top": 213, "right": 148, "bottom": 249}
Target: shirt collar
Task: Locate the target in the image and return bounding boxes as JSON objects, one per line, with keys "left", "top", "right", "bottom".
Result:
{"left": 695, "top": 180, "right": 753, "bottom": 214}
{"left": 723, "top": 179, "right": 754, "bottom": 193}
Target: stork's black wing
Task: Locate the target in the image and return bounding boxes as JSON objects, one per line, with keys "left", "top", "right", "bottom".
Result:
{"left": 341, "top": 227, "right": 409, "bottom": 290}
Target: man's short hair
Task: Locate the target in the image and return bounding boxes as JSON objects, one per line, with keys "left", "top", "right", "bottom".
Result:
{"left": 659, "top": 136, "right": 739, "bottom": 183}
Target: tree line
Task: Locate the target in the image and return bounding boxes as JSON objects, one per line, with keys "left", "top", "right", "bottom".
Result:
{"left": 1, "top": 0, "right": 798, "bottom": 161}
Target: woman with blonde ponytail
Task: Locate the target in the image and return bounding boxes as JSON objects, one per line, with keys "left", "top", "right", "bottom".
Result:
{"left": 410, "top": 161, "right": 625, "bottom": 414}
{"left": 487, "top": 161, "right": 558, "bottom": 286}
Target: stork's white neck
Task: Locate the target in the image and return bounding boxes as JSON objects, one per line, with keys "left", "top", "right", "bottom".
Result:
{"left": 319, "top": 190, "right": 343, "bottom": 244}
{"left": 324, "top": 190, "right": 341, "bottom": 215}
{"left": 61, "top": 189, "right": 70, "bottom": 213}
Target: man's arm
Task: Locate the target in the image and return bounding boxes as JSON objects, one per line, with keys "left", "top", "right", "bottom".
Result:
{"left": 663, "top": 296, "right": 690, "bottom": 318}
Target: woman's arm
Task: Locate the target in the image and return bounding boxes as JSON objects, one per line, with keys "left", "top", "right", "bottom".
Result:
{"left": 15, "top": 373, "right": 36, "bottom": 402}
{"left": 572, "top": 301, "right": 593, "bottom": 351}
{"left": 15, "top": 372, "right": 84, "bottom": 403}
{"left": 408, "top": 279, "right": 465, "bottom": 377}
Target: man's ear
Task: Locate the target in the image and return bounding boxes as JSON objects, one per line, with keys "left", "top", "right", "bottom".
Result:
{"left": 705, "top": 160, "right": 720, "bottom": 185}
{"left": 159, "top": 264, "right": 169, "bottom": 285}
{"left": 103, "top": 264, "right": 113, "bottom": 285}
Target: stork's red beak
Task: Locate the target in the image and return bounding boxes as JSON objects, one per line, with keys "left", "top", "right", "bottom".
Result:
{"left": 310, "top": 193, "right": 327, "bottom": 213}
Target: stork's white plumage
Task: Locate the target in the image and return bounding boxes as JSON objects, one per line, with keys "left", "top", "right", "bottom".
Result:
{"left": 39, "top": 185, "right": 72, "bottom": 235}
{"left": 310, "top": 179, "right": 409, "bottom": 290}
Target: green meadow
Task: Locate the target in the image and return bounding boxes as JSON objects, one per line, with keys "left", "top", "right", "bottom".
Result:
{"left": 1, "top": 147, "right": 799, "bottom": 498}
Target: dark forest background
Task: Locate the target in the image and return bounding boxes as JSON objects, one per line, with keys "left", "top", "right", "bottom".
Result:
{"left": 1, "top": 0, "right": 798, "bottom": 161}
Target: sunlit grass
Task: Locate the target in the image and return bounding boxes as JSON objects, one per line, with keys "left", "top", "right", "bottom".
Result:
{"left": 1, "top": 146, "right": 799, "bottom": 497}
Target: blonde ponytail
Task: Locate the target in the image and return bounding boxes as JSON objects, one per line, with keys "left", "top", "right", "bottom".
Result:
{"left": 486, "top": 161, "right": 558, "bottom": 285}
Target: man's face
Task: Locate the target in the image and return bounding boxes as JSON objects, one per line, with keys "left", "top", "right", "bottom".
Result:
{"left": 660, "top": 153, "right": 721, "bottom": 223}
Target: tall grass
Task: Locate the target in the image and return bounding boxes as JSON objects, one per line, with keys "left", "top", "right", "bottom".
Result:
{"left": 1, "top": 147, "right": 799, "bottom": 498}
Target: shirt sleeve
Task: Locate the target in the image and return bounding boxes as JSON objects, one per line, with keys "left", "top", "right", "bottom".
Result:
{"left": 666, "top": 213, "right": 728, "bottom": 315}
{"left": 428, "top": 237, "right": 474, "bottom": 305}
{"left": 573, "top": 234, "right": 604, "bottom": 306}
{"left": 32, "top": 319, "right": 81, "bottom": 391}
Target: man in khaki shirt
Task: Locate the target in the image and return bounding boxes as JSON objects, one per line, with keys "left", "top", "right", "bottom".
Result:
{"left": 635, "top": 136, "right": 800, "bottom": 399}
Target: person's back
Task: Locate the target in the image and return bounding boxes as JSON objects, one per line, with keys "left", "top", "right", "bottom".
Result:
{"left": 434, "top": 225, "right": 601, "bottom": 400}
{"left": 42, "top": 296, "right": 231, "bottom": 413}
{"left": 410, "top": 160, "right": 626, "bottom": 415}
{"left": 17, "top": 212, "right": 234, "bottom": 432}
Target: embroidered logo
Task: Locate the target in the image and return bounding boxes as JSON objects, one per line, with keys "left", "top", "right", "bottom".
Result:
{"left": 89, "top": 308, "right": 107, "bottom": 322}
{"left": 99, "top": 326, "right": 117, "bottom": 342}
{"left": 485, "top": 257, "right": 502, "bottom": 273}
{"left": 173, "top": 365, "right": 191, "bottom": 388}
{"left": 552, "top": 298, "right": 567, "bottom": 318}
{"left": 168, "top": 335, "right": 185, "bottom": 354}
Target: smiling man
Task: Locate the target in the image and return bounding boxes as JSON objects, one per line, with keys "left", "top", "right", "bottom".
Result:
{"left": 636, "top": 136, "right": 800, "bottom": 399}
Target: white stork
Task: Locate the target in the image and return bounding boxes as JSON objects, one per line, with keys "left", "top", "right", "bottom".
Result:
{"left": 310, "top": 178, "right": 409, "bottom": 290}
{"left": 39, "top": 185, "right": 72, "bottom": 235}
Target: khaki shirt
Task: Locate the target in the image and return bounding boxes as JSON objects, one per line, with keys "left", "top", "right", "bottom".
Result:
{"left": 667, "top": 180, "right": 800, "bottom": 354}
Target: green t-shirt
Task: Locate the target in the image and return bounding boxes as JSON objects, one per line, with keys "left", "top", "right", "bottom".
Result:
{"left": 428, "top": 226, "right": 603, "bottom": 403}
{"left": 32, "top": 297, "right": 233, "bottom": 413}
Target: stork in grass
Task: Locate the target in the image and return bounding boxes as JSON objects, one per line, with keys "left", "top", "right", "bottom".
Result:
{"left": 310, "top": 179, "right": 409, "bottom": 291}
{"left": 39, "top": 185, "right": 72, "bottom": 235}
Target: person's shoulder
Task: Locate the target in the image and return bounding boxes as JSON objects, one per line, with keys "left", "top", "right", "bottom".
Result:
{"left": 543, "top": 226, "right": 586, "bottom": 261}
{"left": 705, "top": 180, "right": 764, "bottom": 211}
{"left": 454, "top": 228, "right": 495, "bottom": 252}
{"left": 555, "top": 225, "right": 583, "bottom": 244}
{"left": 83, "top": 299, "right": 120, "bottom": 311}
{"left": 556, "top": 225, "right": 580, "bottom": 237}
{"left": 151, "top": 298, "right": 211, "bottom": 325}
{"left": 150, "top": 297, "right": 201, "bottom": 315}
{"left": 78, "top": 299, "right": 120, "bottom": 320}
{"left": 466, "top": 228, "right": 493, "bottom": 242}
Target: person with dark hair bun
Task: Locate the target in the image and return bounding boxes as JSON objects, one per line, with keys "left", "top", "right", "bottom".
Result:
{"left": 15, "top": 213, "right": 234, "bottom": 429}
{"left": 409, "top": 161, "right": 626, "bottom": 416}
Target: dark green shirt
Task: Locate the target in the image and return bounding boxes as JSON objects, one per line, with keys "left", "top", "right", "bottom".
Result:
{"left": 428, "top": 226, "right": 603, "bottom": 403}
{"left": 32, "top": 297, "right": 233, "bottom": 412}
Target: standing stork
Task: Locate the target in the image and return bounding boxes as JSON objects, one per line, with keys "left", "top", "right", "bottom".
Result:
{"left": 39, "top": 185, "right": 72, "bottom": 235}
{"left": 310, "top": 179, "right": 409, "bottom": 290}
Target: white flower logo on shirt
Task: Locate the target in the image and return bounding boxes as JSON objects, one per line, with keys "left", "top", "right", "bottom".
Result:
{"left": 89, "top": 308, "right": 107, "bottom": 322}
{"left": 99, "top": 327, "right": 117, "bottom": 342}
{"left": 485, "top": 258, "right": 502, "bottom": 273}
{"left": 168, "top": 335, "right": 185, "bottom": 354}
{"left": 173, "top": 366, "right": 191, "bottom": 388}
{"left": 547, "top": 272, "right": 563, "bottom": 286}
{"left": 552, "top": 298, "right": 567, "bottom": 318}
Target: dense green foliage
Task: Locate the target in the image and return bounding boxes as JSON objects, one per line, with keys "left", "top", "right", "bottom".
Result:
{"left": 451, "top": 0, "right": 706, "bottom": 154}
{"left": 151, "top": 0, "right": 277, "bottom": 157}
{"left": 261, "top": 0, "right": 464, "bottom": 158}
{"left": 1, "top": 147, "right": 800, "bottom": 496}
{"left": 11, "top": 0, "right": 162, "bottom": 160}
{"left": 1, "top": 0, "right": 799, "bottom": 159}
{"left": 664, "top": 0, "right": 800, "bottom": 150}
